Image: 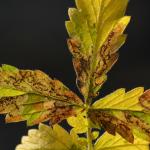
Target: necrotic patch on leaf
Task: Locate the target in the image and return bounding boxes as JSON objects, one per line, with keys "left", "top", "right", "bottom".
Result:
{"left": 88, "top": 109, "right": 134, "bottom": 143}
{"left": 66, "top": 0, "right": 131, "bottom": 99}
{"left": 139, "top": 89, "right": 150, "bottom": 111}
{"left": 0, "top": 65, "right": 83, "bottom": 126}
{"left": 125, "top": 112, "right": 150, "bottom": 140}
{"left": 0, "top": 67, "right": 82, "bottom": 105}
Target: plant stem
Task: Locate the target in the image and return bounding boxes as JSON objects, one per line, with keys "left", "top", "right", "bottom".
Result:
{"left": 87, "top": 120, "right": 94, "bottom": 150}
{"left": 86, "top": 98, "right": 94, "bottom": 150}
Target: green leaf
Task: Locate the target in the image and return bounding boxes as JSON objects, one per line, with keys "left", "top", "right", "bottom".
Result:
{"left": 1, "top": 64, "right": 19, "bottom": 72}
{"left": 66, "top": 0, "right": 130, "bottom": 99}
{"left": 94, "top": 132, "right": 150, "bottom": 150}
{"left": 0, "top": 65, "right": 83, "bottom": 126}
{"left": 89, "top": 87, "right": 150, "bottom": 143}
{"left": 0, "top": 87, "right": 26, "bottom": 97}
{"left": 16, "top": 123, "right": 81, "bottom": 150}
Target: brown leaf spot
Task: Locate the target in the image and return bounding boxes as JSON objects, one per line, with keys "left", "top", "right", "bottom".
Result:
{"left": 139, "top": 90, "right": 150, "bottom": 110}
{"left": 88, "top": 110, "right": 134, "bottom": 143}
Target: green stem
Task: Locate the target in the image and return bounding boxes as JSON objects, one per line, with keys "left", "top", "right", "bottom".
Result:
{"left": 87, "top": 120, "right": 94, "bottom": 150}
{"left": 86, "top": 98, "right": 94, "bottom": 150}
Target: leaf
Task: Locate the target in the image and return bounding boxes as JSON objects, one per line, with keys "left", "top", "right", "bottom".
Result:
{"left": 66, "top": 0, "right": 131, "bottom": 98}
{"left": 0, "top": 65, "right": 83, "bottom": 126}
{"left": 16, "top": 123, "right": 81, "bottom": 150}
{"left": 94, "top": 132, "right": 150, "bottom": 150}
{"left": 0, "top": 87, "right": 26, "bottom": 97}
{"left": 89, "top": 87, "right": 150, "bottom": 143}
{"left": 70, "top": 130, "right": 87, "bottom": 150}
{"left": 1, "top": 64, "right": 19, "bottom": 72}
{"left": 67, "top": 110, "right": 88, "bottom": 134}
{"left": 0, "top": 65, "right": 82, "bottom": 105}
{"left": 88, "top": 109, "right": 134, "bottom": 143}
{"left": 92, "top": 87, "right": 144, "bottom": 111}
{"left": 92, "top": 131, "right": 99, "bottom": 140}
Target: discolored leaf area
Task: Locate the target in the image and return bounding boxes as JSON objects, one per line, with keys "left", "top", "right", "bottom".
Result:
{"left": 66, "top": 0, "right": 131, "bottom": 99}
{"left": 67, "top": 110, "right": 88, "bottom": 134}
{"left": 16, "top": 123, "right": 82, "bottom": 150}
{"left": 0, "top": 64, "right": 83, "bottom": 126}
{"left": 94, "top": 132, "right": 150, "bottom": 150}
{"left": 88, "top": 87, "right": 150, "bottom": 143}
{"left": 88, "top": 109, "right": 134, "bottom": 143}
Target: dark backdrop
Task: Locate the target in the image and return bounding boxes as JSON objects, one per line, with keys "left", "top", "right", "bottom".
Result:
{"left": 0, "top": 0, "right": 150, "bottom": 149}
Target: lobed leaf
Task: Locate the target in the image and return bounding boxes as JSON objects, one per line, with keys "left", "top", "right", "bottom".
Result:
{"left": 88, "top": 87, "right": 150, "bottom": 143}
{"left": 66, "top": 0, "right": 131, "bottom": 99}
{"left": 88, "top": 109, "right": 134, "bottom": 143}
{"left": 16, "top": 123, "right": 82, "bottom": 150}
{"left": 94, "top": 132, "right": 150, "bottom": 150}
{"left": 67, "top": 111, "right": 88, "bottom": 134}
{"left": 92, "top": 87, "right": 144, "bottom": 111}
{"left": 0, "top": 65, "right": 83, "bottom": 126}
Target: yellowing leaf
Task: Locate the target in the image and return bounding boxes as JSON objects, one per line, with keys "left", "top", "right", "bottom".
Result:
{"left": 92, "top": 87, "right": 144, "bottom": 111}
{"left": 67, "top": 111, "right": 88, "bottom": 134}
{"left": 70, "top": 130, "right": 87, "bottom": 150}
{"left": 92, "top": 131, "right": 99, "bottom": 140}
{"left": 16, "top": 123, "right": 81, "bottom": 150}
{"left": 0, "top": 65, "right": 82, "bottom": 105}
{"left": 0, "top": 65, "right": 83, "bottom": 126}
{"left": 66, "top": 0, "right": 131, "bottom": 99}
{"left": 88, "top": 109, "right": 134, "bottom": 143}
{"left": 89, "top": 87, "right": 150, "bottom": 143}
{"left": 94, "top": 132, "right": 150, "bottom": 150}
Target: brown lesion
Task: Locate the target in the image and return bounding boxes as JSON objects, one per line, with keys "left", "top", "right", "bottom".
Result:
{"left": 92, "top": 23, "right": 125, "bottom": 87}
{"left": 0, "top": 95, "right": 27, "bottom": 114}
{"left": 6, "top": 101, "right": 76, "bottom": 126}
{"left": 67, "top": 38, "right": 92, "bottom": 97}
{"left": 88, "top": 110, "right": 134, "bottom": 143}
{"left": 0, "top": 68, "right": 83, "bottom": 106}
{"left": 139, "top": 89, "right": 150, "bottom": 111}
{"left": 125, "top": 112, "right": 150, "bottom": 138}
{"left": 90, "top": 28, "right": 122, "bottom": 98}
{"left": 67, "top": 38, "right": 81, "bottom": 57}
{"left": 1, "top": 93, "right": 79, "bottom": 126}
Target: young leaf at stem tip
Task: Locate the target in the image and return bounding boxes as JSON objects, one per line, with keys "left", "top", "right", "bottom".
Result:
{"left": 66, "top": 0, "right": 131, "bottom": 99}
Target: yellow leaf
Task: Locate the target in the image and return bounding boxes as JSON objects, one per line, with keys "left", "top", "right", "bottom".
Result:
{"left": 16, "top": 123, "right": 81, "bottom": 150}
{"left": 67, "top": 111, "right": 88, "bottom": 134}
{"left": 92, "top": 87, "right": 144, "bottom": 111}
{"left": 95, "top": 132, "right": 150, "bottom": 150}
{"left": 66, "top": 0, "right": 131, "bottom": 99}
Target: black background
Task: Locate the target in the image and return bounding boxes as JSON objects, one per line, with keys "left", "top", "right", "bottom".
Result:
{"left": 0, "top": 0, "right": 150, "bottom": 149}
